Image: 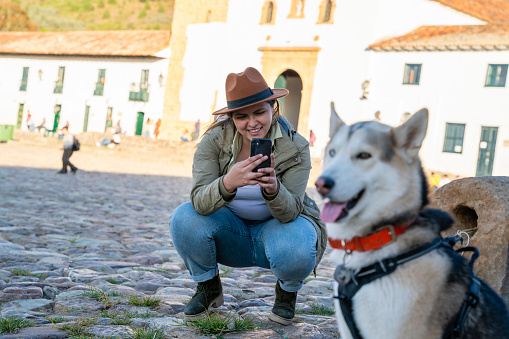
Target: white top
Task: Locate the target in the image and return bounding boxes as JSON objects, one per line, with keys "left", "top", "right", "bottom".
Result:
{"left": 226, "top": 184, "right": 272, "bottom": 221}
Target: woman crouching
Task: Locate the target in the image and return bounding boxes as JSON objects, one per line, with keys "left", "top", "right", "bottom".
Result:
{"left": 169, "top": 67, "right": 326, "bottom": 325}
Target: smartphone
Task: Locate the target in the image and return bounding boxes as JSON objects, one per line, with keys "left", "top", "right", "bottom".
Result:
{"left": 250, "top": 138, "right": 272, "bottom": 172}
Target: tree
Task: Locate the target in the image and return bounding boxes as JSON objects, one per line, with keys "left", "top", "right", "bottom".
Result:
{"left": 0, "top": 1, "right": 37, "bottom": 31}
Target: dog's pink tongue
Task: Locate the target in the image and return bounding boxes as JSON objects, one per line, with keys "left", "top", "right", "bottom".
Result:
{"left": 321, "top": 202, "right": 347, "bottom": 223}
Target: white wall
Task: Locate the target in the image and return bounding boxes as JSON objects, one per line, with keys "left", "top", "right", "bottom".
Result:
{"left": 366, "top": 50, "right": 509, "bottom": 177}
{"left": 178, "top": 0, "right": 506, "bottom": 176}
{"left": 179, "top": 0, "right": 482, "bottom": 138}
{"left": 0, "top": 55, "right": 169, "bottom": 136}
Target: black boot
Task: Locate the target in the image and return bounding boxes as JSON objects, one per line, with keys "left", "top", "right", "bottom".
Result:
{"left": 269, "top": 281, "right": 297, "bottom": 326}
{"left": 184, "top": 275, "right": 223, "bottom": 321}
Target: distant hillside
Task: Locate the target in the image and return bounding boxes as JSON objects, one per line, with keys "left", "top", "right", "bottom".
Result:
{"left": 16, "top": 0, "right": 174, "bottom": 31}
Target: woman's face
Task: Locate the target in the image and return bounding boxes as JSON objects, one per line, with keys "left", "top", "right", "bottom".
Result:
{"left": 231, "top": 102, "right": 273, "bottom": 143}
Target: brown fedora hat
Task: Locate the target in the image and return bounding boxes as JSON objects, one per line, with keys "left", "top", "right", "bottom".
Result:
{"left": 212, "top": 67, "right": 289, "bottom": 115}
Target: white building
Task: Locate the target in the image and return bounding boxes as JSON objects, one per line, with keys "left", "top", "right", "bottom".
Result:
{"left": 0, "top": 30, "right": 170, "bottom": 136}
{"left": 368, "top": 25, "right": 509, "bottom": 177}
{"left": 165, "top": 0, "right": 509, "bottom": 177}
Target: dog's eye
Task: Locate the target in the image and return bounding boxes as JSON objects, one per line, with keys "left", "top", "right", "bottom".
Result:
{"left": 357, "top": 152, "right": 371, "bottom": 160}
{"left": 329, "top": 149, "right": 336, "bottom": 157}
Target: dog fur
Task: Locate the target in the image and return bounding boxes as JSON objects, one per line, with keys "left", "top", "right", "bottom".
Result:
{"left": 316, "top": 103, "right": 509, "bottom": 339}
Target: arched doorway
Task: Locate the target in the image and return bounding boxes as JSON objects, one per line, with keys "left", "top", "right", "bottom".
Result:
{"left": 274, "top": 69, "right": 302, "bottom": 130}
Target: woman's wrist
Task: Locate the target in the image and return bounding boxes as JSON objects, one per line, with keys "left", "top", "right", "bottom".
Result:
{"left": 222, "top": 174, "right": 236, "bottom": 193}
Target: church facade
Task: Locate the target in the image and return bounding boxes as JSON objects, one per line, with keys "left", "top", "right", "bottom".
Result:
{"left": 160, "top": 0, "right": 509, "bottom": 177}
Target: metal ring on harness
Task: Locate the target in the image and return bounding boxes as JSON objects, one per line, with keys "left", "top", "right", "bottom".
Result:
{"left": 342, "top": 239, "right": 353, "bottom": 265}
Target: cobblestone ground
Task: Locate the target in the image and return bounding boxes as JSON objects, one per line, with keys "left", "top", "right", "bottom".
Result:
{"left": 0, "top": 141, "right": 338, "bottom": 338}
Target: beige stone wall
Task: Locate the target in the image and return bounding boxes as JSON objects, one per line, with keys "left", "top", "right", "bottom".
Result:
{"left": 159, "top": 0, "right": 229, "bottom": 141}
{"left": 259, "top": 47, "right": 321, "bottom": 138}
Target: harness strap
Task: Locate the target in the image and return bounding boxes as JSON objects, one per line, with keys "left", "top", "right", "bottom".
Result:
{"left": 334, "top": 238, "right": 482, "bottom": 339}
{"left": 452, "top": 276, "right": 480, "bottom": 338}
{"left": 448, "top": 246, "right": 481, "bottom": 339}
{"left": 333, "top": 238, "right": 449, "bottom": 339}
{"left": 338, "top": 296, "right": 363, "bottom": 339}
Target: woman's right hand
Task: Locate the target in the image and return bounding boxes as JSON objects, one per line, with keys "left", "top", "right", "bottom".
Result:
{"left": 223, "top": 154, "right": 268, "bottom": 193}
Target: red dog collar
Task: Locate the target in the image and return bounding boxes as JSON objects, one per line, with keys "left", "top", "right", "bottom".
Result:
{"left": 328, "top": 219, "right": 416, "bottom": 252}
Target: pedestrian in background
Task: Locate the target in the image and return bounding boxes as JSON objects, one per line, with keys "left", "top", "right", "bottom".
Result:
{"left": 193, "top": 119, "right": 201, "bottom": 141}
{"left": 438, "top": 174, "right": 451, "bottom": 189}
{"left": 114, "top": 120, "right": 122, "bottom": 134}
{"left": 26, "top": 111, "right": 35, "bottom": 131}
{"left": 58, "top": 126, "right": 78, "bottom": 174}
{"left": 430, "top": 172, "right": 440, "bottom": 191}
{"left": 155, "top": 119, "right": 162, "bottom": 139}
{"left": 309, "top": 129, "right": 316, "bottom": 147}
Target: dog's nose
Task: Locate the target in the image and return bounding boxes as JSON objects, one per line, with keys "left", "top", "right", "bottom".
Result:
{"left": 315, "top": 176, "right": 335, "bottom": 196}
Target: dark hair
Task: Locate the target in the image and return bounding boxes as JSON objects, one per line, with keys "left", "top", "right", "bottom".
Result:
{"left": 62, "top": 126, "right": 68, "bottom": 131}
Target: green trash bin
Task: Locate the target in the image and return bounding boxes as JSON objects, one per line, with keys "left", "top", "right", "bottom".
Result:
{"left": 0, "top": 125, "right": 14, "bottom": 142}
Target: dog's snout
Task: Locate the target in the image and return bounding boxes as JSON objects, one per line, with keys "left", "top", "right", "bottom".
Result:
{"left": 315, "top": 176, "right": 335, "bottom": 196}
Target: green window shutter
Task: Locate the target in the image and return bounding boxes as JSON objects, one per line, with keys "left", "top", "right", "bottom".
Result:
{"left": 403, "top": 64, "right": 422, "bottom": 85}
{"left": 443, "top": 123, "right": 465, "bottom": 153}
{"left": 54, "top": 67, "right": 65, "bottom": 93}
{"left": 129, "top": 70, "right": 150, "bottom": 102}
{"left": 20, "top": 67, "right": 29, "bottom": 91}
{"left": 485, "top": 64, "right": 508, "bottom": 87}
{"left": 94, "top": 69, "right": 106, "bottom": 96}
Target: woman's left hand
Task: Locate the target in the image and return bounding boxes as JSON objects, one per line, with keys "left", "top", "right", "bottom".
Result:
{"left": 256, "top": 153, "right": 277, "bottom": 195}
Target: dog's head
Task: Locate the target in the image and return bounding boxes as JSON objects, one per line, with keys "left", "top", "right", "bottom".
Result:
{"left": 316, "top": 102, "right": 429, "bottom": 238}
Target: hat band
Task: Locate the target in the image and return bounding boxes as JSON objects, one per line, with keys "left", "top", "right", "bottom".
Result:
{"left": 227, "top": 87, "right": 274, "bottom": 110}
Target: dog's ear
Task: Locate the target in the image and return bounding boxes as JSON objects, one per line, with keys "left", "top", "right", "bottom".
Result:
{"left": 330, "top": 102, "right": 345, "bottom": 138}
{"left": 391, "top": 108, "right": 428, "bottom": 163}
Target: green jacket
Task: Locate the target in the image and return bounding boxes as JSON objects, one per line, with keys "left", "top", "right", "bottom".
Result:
{"left": 190, "top": 116, "right": 327, "bottom": 271}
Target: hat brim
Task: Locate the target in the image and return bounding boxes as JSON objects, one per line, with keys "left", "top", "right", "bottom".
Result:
{"left": 212, "top": 88, "right": 289, "bottom": 115}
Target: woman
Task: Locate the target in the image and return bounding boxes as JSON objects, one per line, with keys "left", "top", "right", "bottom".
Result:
{"left": 169, "top": 67, "right": 326, "bottom": 325}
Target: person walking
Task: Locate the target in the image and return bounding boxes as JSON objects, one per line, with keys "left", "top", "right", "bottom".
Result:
{"left": 309, "top": 129, "right": 316, "bottom": 147}
{"left": 169, "top": 67, "right": 327, "bottom": 326}
{"left": 154, "top": 119, "right": 162, "bottom": 139}
{"left": 58, "top": 126, "right": 78, "bottom": 174}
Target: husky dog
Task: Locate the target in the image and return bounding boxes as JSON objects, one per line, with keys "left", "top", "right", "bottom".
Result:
{"left": 315, "top": 103, "right": 509, "bottom": 339}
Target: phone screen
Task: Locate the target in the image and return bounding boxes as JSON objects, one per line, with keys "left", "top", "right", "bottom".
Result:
{"left": 250, "top": 138, "right": 272, "bottom": 172}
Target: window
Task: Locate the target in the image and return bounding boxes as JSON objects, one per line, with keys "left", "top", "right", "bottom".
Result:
{"left": 260, "top": 1, "right": 276, "bottom": 25}
{"left": 20, "top": 67, "right": 29, "bottom": 91}
{"left": 317, "top": 0, "right": 335, "bottom": 24}
{"left": 267, "top": 2, "right": 273, "bottom": 23}
{"left": 288, "top": 0, "right": 304, "bottom": 18}
{"left": 94, "top": 69, "right": 106, "bottom": 96}
{"left": 323, "top": 0, "right": 331, "bottom": 22}
{"left": 105, "top": 107, "right": 113, "bottom": 132}
{"left": 129, "top": 69, "right": 150, "bottom": 102}
{"left": 485, "top": 64, "right": 507, "bottom": 87}
{"left": 403, "top": 64, "right": 421, "bottom": 85}
{"left": 140, "top": 69, "right": 149, "bottom": 91}
{"left": 443, "top": 123, "right": 465, "bottom": 154}
{"left": 54, "top": 66, "right": 65, "bottom": 93}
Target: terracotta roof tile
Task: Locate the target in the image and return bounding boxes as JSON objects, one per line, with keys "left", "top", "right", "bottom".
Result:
{"left": 432, "top": 0, "right": 509, "bottom": 24}
{"left": 0, "top": 30, "right": 170, "bottom": 57}
{"left": 369, "top": 25, "right": 509, "bottom": 51}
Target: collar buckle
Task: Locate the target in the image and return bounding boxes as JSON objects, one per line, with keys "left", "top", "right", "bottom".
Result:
{"left": 385, "top": 225, "right": 396, "bottom": 243}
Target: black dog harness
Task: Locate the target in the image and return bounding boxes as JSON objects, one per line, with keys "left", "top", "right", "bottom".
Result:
{"left": 333, "top": 237, "right": 480, "bottom": 339}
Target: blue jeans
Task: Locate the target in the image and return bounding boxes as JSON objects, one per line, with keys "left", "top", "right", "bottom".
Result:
{"left": 169, "top": 202, "right": 317, "bottom": 292}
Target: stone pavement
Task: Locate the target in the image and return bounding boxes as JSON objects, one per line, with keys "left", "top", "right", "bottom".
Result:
{"left": 0, "top": 141, "right": 338, "bottom": 338}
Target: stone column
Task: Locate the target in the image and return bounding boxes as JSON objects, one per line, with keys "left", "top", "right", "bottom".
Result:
{"left": 429, "top": 176, "right": 509, "bottom": 307}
